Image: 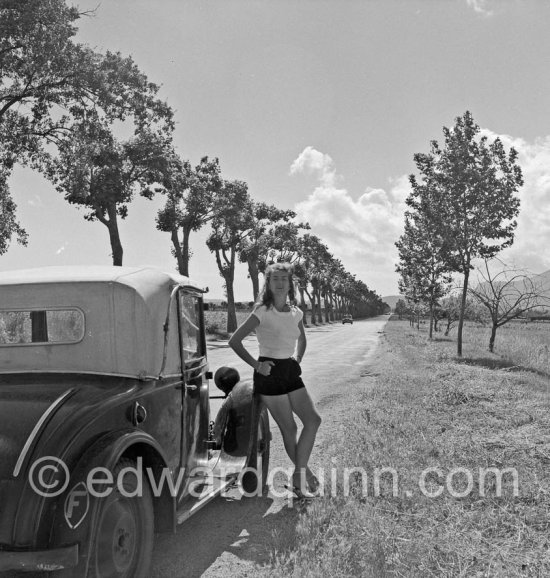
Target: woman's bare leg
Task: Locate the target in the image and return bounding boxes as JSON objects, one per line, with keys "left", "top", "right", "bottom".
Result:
{"left": 261, "top": 390, "right": 322, "bottom": 492}
{"left": 260, "top": 393, "right": 298, "bottom": 463}
{"left": 288, "top": 388, "right": 322, "bottom": 489}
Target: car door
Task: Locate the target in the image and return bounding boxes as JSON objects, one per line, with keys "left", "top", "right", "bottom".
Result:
{"left": 177, "top": 290, "right": 210, "bottom": 481}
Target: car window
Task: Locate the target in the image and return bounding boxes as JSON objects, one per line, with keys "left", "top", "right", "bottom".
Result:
{"left": 178, "top": 292, "right": 204, "bottom": 361}
{"left": 0, "top": 309, "right": 85, "bottom": 345}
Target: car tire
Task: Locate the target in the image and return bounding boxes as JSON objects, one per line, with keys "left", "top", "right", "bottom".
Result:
{"left": 242, "top": 404, "right": 271, "bottom": 496}
{"left": 87, "top": 458, "right": 154, "bottom": 578}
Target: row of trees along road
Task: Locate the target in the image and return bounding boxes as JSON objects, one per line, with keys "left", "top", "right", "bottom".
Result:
{"left": 396, "top": 111, "right": 524, "bottom": 356}
{"left": 0, "top": 0, "right": 384, "bottom": 333}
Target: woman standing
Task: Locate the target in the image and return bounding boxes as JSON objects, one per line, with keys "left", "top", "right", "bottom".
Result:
{"left": 228, "top": 263, "right": 321, "bottom": 498}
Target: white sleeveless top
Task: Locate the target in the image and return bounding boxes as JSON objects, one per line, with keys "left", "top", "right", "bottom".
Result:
{"left": 252, "top": 305, "right": 303, "bottom": 358}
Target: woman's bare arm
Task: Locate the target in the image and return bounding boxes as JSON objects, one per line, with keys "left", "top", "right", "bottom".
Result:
{"left": 228, "top": 313, "right": 274, "bottom": 376}
{"left": 294, "top": 319, "right": 307, "bottom": 362}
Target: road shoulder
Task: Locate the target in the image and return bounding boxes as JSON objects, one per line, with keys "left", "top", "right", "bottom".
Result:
{"left": 267, "top": 319, "right": 550, "bottom": 576}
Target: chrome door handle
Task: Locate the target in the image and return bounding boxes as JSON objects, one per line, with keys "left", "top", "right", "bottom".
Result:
{"left": 185, "top": 384, "right": 198, "bottom": 391}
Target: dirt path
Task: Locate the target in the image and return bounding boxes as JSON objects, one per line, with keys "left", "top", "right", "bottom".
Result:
{"left": 150, "top": 316, "right": 388, "bottom": 577}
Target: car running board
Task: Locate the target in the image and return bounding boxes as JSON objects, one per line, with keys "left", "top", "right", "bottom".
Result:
{"left": 176, "top": 474, "right": 238, "bottom": 525}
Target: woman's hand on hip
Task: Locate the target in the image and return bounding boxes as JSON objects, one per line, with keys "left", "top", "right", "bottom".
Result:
{"left": 256, "top": 360, "right": 274, "bottom": 376}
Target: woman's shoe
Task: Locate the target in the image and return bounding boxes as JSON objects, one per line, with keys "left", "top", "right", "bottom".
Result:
{"left": 285, "top": 484, "right": 316, "bottom": 500}
{"left": 289, "top": 472, "right": 317, "bottom": 500}
{"left": 307, "top": 472, "right": 320, "bottom": 494}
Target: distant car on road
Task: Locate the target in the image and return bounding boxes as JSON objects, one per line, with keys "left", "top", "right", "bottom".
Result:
{"left": 342, "top": 315, "right": 353, "bottom": 324}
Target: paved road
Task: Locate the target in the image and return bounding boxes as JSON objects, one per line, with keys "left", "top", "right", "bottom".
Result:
{"left": 150, "top": 315, "right": 388, "bottom": 578}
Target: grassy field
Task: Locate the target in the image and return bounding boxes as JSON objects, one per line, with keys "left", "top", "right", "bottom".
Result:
{"left": 265, "top": 319, "right": 550, "bottom": 577}
{"left": 204, "top": 310, "right": 252, "bottom": 337}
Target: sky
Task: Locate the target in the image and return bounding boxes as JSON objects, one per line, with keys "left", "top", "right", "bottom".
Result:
{"left": 3, "top": 0, "right": 550, "bottom": 300}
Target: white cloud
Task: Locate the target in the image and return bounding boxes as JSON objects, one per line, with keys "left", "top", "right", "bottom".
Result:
{"left": 466, "top": 0, "right": 494, "bottom": 17}
{"left": 289, "top": 146, "right": 338, "bottom": 188}
{"left": 290, "top": 147, "right": 409, "bottom": 295}
{"left": 479, "top": 130, "right": 550, "bottom": 275}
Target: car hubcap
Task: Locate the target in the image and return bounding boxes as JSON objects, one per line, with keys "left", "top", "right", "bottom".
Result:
{"left": 98, "top": 500, "right": 137, "bottom": 576}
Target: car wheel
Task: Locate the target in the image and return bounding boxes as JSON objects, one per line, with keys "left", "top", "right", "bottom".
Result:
{"left": 88, "top": 459, "right": 154, "bottom": 578}
{"left": 242, "top": 405, "right": 270, "bottom": 495}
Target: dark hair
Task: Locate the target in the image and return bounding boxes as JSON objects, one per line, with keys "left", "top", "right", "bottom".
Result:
{"left": 256, "top": 262, "right": 296, "bottom": 308}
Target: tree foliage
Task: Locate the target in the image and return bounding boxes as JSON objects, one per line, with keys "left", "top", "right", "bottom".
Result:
{"left": 238, "top": 203, "right": 300, "bottom": 301}
{"left": 0, "top": 0, "right": 172, "bottom": 166}
{"left": 0, "top": 169, "right": 27, "bottom": 255}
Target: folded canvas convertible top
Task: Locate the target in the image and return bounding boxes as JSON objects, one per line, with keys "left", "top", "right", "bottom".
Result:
{"left": 0, "top": 266, "right": 205, "bottom": 379}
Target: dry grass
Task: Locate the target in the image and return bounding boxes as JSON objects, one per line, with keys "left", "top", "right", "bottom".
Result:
{"left": 265, "top": 319, "right": 550, "bottom": 577}
{"left": 459, "top": 321, "right": 550, "bottom": 377}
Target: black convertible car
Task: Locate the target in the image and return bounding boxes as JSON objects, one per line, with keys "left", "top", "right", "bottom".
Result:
{"left": 0, "top": 266, "right": 269, "bottom": 577}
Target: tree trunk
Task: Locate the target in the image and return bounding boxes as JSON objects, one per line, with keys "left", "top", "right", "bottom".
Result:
{"left": 225, "top": 279, "right": 237, "bottom": 333}
{"left": 428, "top": 289, "right": 434, "bottom": 339}
{"left": 328, "top": 292, "right": 335, "bottom": 322}
{"left": 106, "top": 207, "right": 123, "bottom": 266}
{"left": 488, "top": 322, "right": 497, "bottom": 353}
{"left": 457, "top": 268, "right": 470, "bottom": 357}
{"left": 224, "top": 249, "right": 237, "bottom": 333}
{"left": 305, "top": 289, "right": 316, "bottom": 324}
{"left": 298, "top": 287, "right": 308, "bottom": 326}
{"left": 316, "top": 289, "right": 323, "bottom": 323}
{"left": 171, "top": 228, "right": 185, "bottom": 275}
{"left": 213, "top": 247, "right": 237, "bottom": 333}
{"left": 247, "top": 258, "right": 260, "bottom": 302}
{"left": 180, "top": 226, "right": 192, "bottom": 277}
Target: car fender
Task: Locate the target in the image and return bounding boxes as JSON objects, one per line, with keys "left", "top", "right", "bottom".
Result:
{"left": 49, "top": 429, "right": 175, "bottom": 576}
{"left": 216, "top": 378, "right": 261, "bottom": 475}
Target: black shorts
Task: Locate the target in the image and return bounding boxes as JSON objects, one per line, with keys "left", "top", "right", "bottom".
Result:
{"left": 253, "top": 356, "right": 305, "bottom": 396}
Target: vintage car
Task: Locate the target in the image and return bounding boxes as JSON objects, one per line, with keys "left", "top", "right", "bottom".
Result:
{"left": 0, "top": 266, "right": 270, "bottom": 577}
{"left": 342, "top": 315, "right": 353, "bottom": 325}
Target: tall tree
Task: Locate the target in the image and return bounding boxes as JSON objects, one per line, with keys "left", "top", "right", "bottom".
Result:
{"left": 206, "top": 180, "right": 256, "bottom": 333}
{"left": 410, "top": 111, "right": 523, "bottom": 355}
{"left": 156, "top": 155, "right": 222, "bottom": 276}
{"left": 394, "top": 299, "right": 408, "bottom": 320}
{"left": 46, "top": 122, "right": 172, "bottom": 265}
{"left": 396, "top": 212, "right": 451, "bottom": 339}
